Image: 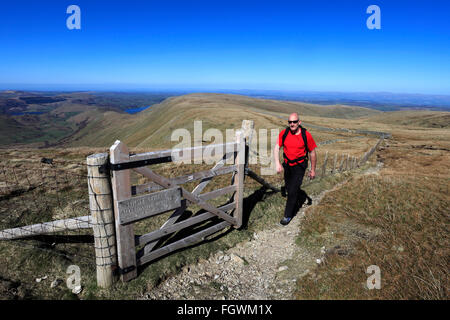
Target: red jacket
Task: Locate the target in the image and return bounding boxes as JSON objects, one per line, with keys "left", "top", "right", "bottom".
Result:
{"left": 278, "top": 128, "right": 317, "bottom": 166}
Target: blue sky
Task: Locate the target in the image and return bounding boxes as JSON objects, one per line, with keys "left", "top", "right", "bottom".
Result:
{"left": 1, "top": 0, "right": 449, "bottom": 94}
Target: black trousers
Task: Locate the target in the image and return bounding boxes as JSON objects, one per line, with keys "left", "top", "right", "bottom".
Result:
{"left": 283, "top": 162, "right": 306, "bottom": 218}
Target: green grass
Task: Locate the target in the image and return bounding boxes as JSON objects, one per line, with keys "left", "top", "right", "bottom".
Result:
{"left": 0, "top": 112, "right": 79, "bottom": 146}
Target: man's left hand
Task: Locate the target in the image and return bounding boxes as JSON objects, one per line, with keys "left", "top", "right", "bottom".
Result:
{"left": 308, "top": 170, "right": 316, "bottom": 180}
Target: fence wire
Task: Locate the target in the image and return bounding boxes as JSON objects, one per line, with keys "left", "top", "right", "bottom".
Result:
{"left": 86, "top": 160, "right": 117, "bottom": 270}
{"left": 0, "top": 159, "right": 99, "bottom": 275}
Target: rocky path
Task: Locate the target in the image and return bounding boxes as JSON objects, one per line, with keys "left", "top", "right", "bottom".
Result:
{"left": 142, "top": 205, "right": 307, "bottom": 300}
{"left": 141, "top": 163, "right": 383, "bottom": 300}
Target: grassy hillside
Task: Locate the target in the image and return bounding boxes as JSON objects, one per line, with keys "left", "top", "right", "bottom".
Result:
{"left": 362, "top": 110, "right": 450, "bottom": 128}
{"left": 0, "top": 113, "right": 76, "bottom": 146}
{"left": 1, "top": 92, "right": 382, "bottom": 148}
{"left": 65, "top": 93, "right": 382, "bottom": 149}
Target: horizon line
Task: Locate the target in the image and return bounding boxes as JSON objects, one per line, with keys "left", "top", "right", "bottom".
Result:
{"left": 2, "top": 85, "right": 450, "bottom": 98}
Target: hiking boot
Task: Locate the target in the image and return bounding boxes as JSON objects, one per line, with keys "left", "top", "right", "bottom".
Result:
{"left": 280, "top": 217, "right": 292, "bottom": 226}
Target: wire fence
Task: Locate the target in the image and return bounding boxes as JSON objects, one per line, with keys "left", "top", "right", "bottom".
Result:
{"left": 0, "top": 158, "right": 97, "bottom": 270}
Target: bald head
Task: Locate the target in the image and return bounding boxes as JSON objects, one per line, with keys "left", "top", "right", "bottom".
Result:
{"left": 287, "top": 112, "right": 301, "bottom": 132}
{"left": 288, "top": 113, "right": 299, "bottom": 121}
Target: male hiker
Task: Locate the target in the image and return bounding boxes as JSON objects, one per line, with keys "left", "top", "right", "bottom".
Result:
{"left": 273, "top": 113, "right": 317, "bottom": 225}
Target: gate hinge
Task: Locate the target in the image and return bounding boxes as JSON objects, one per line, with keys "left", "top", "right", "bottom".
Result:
{"left": 98, "top": 163, "right": 110, "bottom": 174}
{"left": 112, "top": 265, "right": 136, "bottom": 276}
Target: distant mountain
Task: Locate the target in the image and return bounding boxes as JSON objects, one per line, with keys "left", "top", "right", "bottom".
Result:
{"left": 215, "top": 90, "right": 450, "bottom": 111}
{"left": 58, "top": 92, "right": 384, "bottom": 148}
{"left": 1, "top": 90, "right": 448, "bottom": 148}
{"left": 0, "top": 91, "right": 382, "bottom": 147}
{"left": 3, "top": 89, "right": 450, "bottom": 112}
{"left": 0, "top": 90, "right": 178, "bottom": 115}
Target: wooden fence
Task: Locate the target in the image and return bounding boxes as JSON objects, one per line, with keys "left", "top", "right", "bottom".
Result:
{"left": 103, "top": 129, "right": 246, "bottom": 283}
{"left": 305, "top": 136, "right": 384, "bottom": 181}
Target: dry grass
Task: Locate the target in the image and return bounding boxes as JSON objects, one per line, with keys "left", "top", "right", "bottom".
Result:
{"left": 361, "top": 110, "right": 450, "bottom": 129}
{"left": 0, "top": 151, "right": 97, "bottom": 299}
{"left": 294, "top": 126, "right": 450, "bottom": 300}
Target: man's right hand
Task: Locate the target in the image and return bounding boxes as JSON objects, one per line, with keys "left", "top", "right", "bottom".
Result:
{"left": 276, "top": 162, "right": 284, "bottom": 173}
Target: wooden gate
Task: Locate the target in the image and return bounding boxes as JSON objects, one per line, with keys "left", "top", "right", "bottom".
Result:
{"left": 109, "top": 130, "right": 246, "bottom": 281}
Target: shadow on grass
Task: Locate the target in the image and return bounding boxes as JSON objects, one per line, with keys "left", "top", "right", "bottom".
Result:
{"left": 241, "top": 186, "right": 277, "bottom": 229}
{"left": 295, "top": 189, "right": 313, "bottom": 216}
{"left": 269, "top": 186, "right": 312, "bottom": 221}
{"left": 27, "top": 234, "right": 94, "bottom": 244}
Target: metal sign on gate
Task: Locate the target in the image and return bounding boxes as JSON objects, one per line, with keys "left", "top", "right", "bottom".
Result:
{"left": 118, "top": 187, "right": 182, "bottom": 225}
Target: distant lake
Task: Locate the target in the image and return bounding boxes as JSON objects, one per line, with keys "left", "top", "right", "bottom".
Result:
{"left": 10, "top": 111, "right": 46, "bottom": 116}
{"left": 9, "top": 106, "right": 153, "bottom": 116}
{"left": 125, "top": 105, "right": 151, "bottom": 114}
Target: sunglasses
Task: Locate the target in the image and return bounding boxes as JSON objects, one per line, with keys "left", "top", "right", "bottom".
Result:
{"left": 288, "top": 120, "right": 299, "bottom": 124}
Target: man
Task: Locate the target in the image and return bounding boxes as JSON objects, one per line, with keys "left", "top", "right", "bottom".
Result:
{"left": 273, "top": 113, "right": 317, "bottom": 225}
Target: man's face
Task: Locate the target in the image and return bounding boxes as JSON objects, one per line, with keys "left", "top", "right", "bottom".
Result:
{"left": 288, "top": 116, "right": 300, "bottom": 131}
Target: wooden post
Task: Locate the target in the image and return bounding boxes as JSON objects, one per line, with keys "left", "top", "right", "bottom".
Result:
{"left": 321, "top": 151, "right": 328, "bottom": 177}
{"left": 110, "top": 141, "right": 137, "bottom": 282}
{"left": 360, "top": 138, "right": 383, "bottom": 166}
{"left": 87, "top": 153, "right": 117, "bottom": 288}
{"left": 332, "top": 153, "right": 337, "bottom": 174}
{"left": 233, "top": 130, "right": 245, "bottom": 228}
{"left": 359, "top": 151, "right": 367, "bottom": 166}
{"left": 241, "top": 120, "right": 255, "bottom": 167}
{"left": 338, "top": 154, "right": 345, "bottom": 172}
